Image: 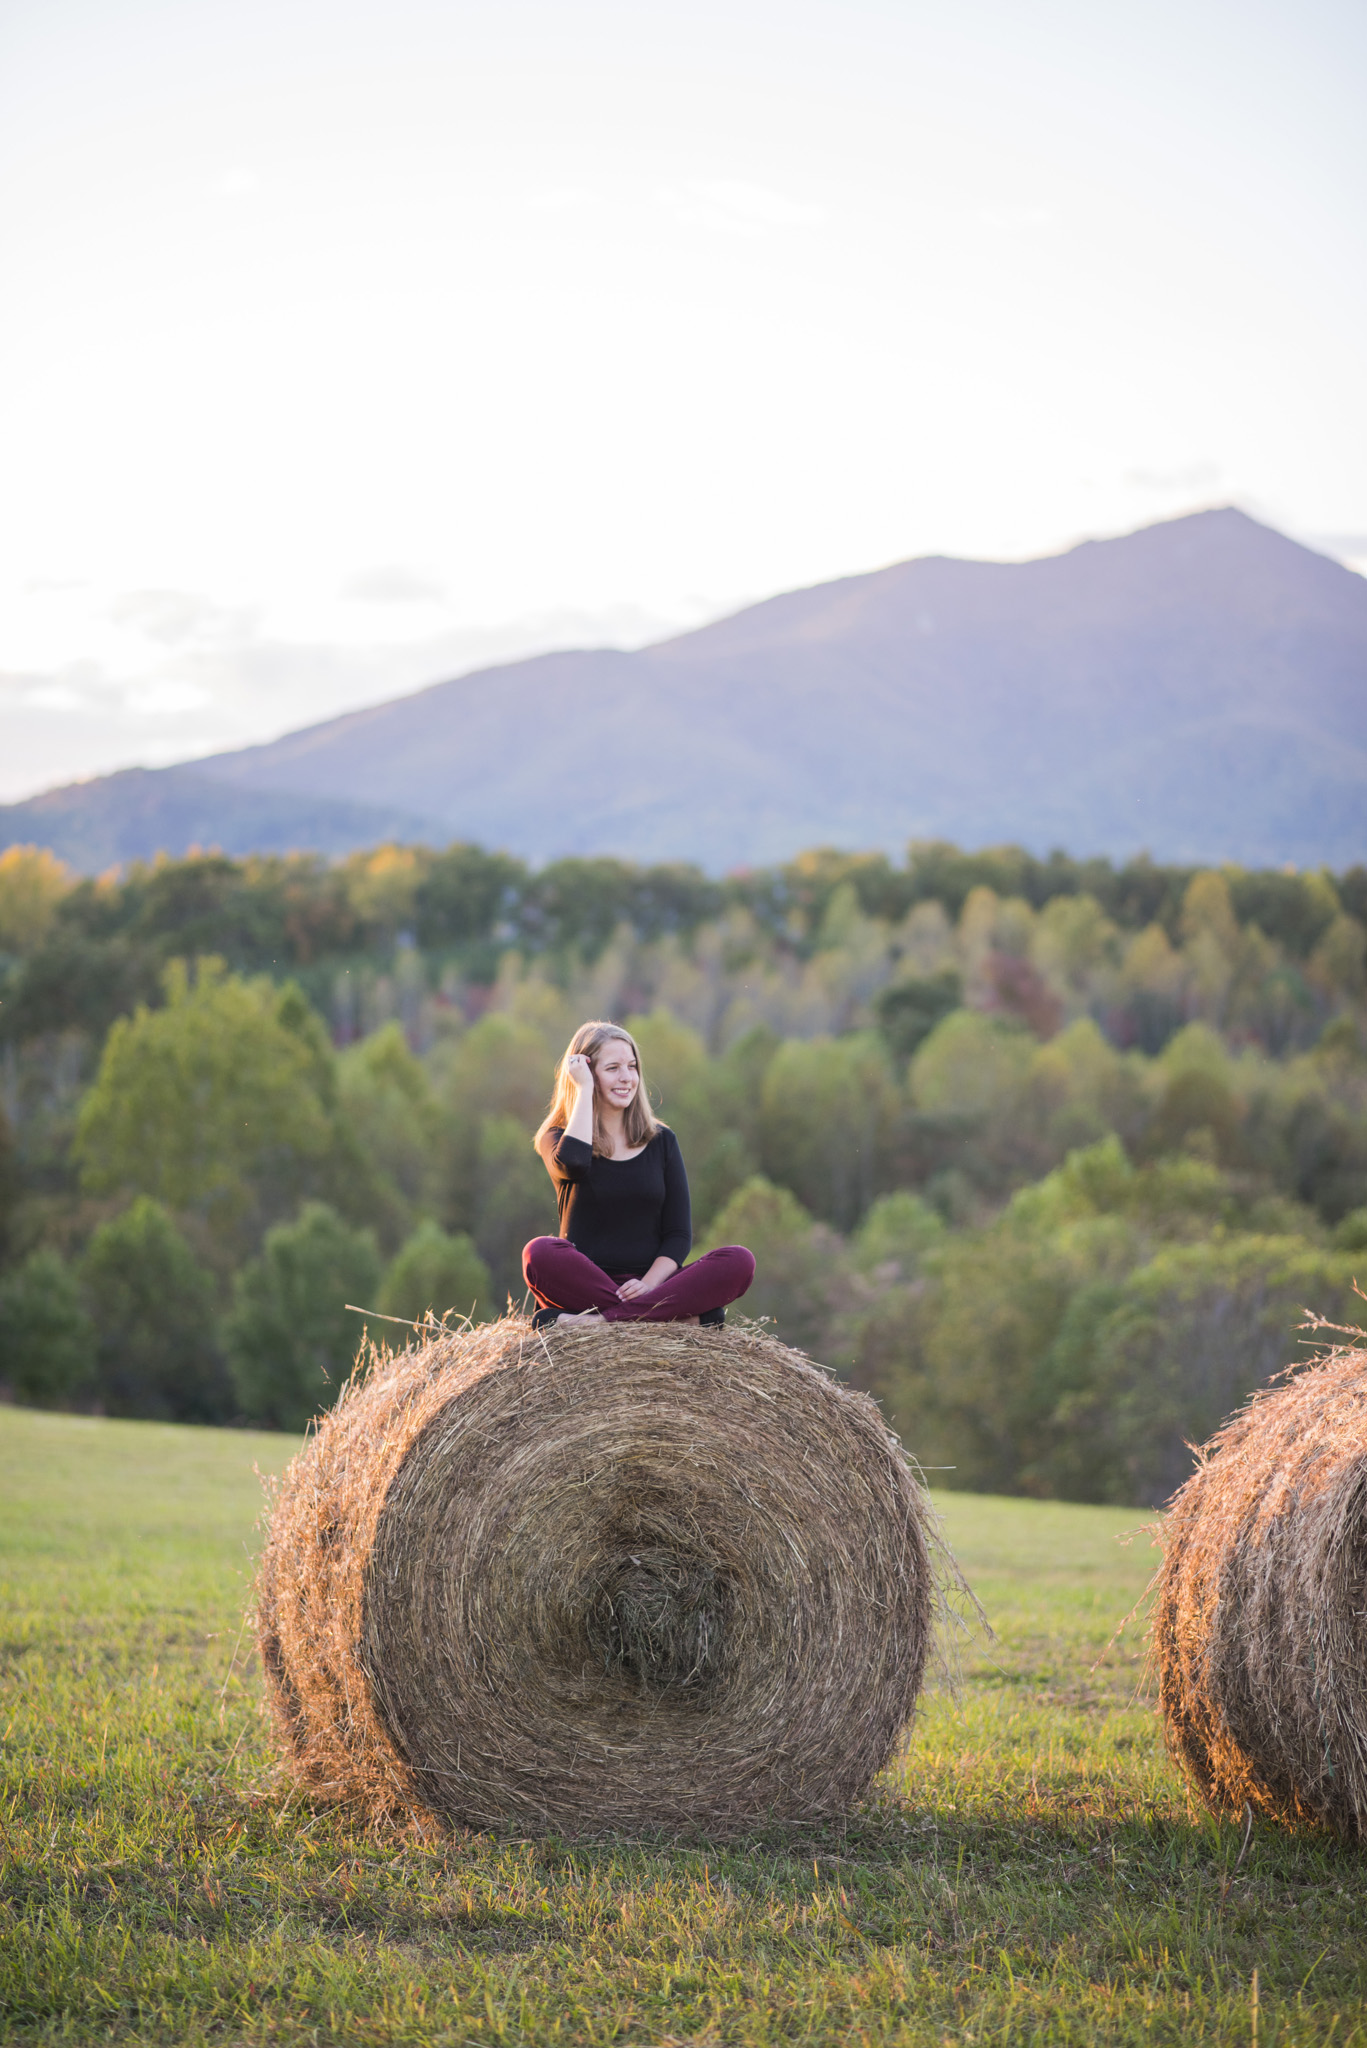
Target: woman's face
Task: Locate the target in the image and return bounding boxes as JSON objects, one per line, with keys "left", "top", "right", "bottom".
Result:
{"left": 592, "top": 1038, "right": 640, "bottom": 1111}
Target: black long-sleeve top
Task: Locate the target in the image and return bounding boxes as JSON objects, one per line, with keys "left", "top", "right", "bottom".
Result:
{"left": 537, "top": 1126, "right": 692, "bottom": 1277}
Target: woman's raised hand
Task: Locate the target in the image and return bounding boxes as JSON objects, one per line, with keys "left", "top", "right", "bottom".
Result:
{"left": 566, "top": 1052, "right": 595, "bottom": 1093}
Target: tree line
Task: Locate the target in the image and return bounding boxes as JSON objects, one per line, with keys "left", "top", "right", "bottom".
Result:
{"left": 4, "top": 836, "right": 1361, "bottom": 1049}
{"left": 0, "top": 834, "right": 1364, "bottom": 1503}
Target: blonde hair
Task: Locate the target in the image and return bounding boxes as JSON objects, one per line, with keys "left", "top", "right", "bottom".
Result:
{"left": 534, "top": 1020, "right": 661, "bottom": 1158}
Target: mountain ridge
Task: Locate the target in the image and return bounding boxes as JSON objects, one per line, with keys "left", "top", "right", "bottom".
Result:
{"left": 4, "top": 508, "right": 1364, "bottom": 873}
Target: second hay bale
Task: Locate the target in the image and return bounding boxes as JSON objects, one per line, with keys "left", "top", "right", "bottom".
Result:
{"left": 257, "top": 1315, "right": 941, "bottom": 1837}
{"left": 1153, "top": 1343, "right": 1367, "bottom": 1837}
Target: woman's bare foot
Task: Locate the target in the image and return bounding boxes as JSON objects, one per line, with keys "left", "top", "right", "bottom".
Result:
{"left": 556, "top": 1308, "right": 605, "bottom": 1325}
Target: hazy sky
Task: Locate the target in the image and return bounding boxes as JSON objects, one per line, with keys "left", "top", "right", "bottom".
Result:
{"left": 2, "top": 0, "right": 1364, "bottom": 800}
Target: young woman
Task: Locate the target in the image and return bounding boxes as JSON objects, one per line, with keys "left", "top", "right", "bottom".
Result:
{"left": 523, "top": 1020, "right": 755, "bottom": 1327}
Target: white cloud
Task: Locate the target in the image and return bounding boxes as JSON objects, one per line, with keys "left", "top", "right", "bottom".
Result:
{"left": 0, "top": 594, "right": 737, "bottom": 803}
{"left": 16, "top": 677, "right": 96, "bottom": 714}
{"left": 110, "top": 590, "right": 253, "bottom": 647}
{"left": 524, "top": 187, "right": 597, "bottom": 214}
{"left": 123, "top": 679, "right": 214, "bottom": 715}
{"left": 210, "top": 166, "right": 260, "bottom": 200}
{"left": 1125, "top": 462, "right": 1223, "bottom": 493}
{"left": 658, "top": 181, "right": 829, "bottom": 238}
{"left": 340, "top": 567, "right": 449, "bottom": 607}
{"left": 976, "top": 205, "right": 1053, "bottom": 230}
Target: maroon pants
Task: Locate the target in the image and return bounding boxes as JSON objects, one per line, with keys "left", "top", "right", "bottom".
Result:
{"left": 522, "top": 1236, "right": 755, "bottom": 1323}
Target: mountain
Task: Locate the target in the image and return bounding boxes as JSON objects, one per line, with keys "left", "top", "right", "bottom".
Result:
{"left": 4, "top": 509, "right": 1365, "bottom": 872}
{"left": 0, "top": 769, "right": 440, "bottom": 874}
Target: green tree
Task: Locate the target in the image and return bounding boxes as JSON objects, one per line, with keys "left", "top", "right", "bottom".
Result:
{"left": 1310, "top": 913, "right": 1367, "bottom": 1006}
{"left": 1049, "top": 1237, "right": 1360, "bottom": 1506}
{"left": 2, "top": 928, "right": 162, "bottom": 1046}
{"left": 379, "top": 1220, "right": 492, "bottom": 1326}
{"left": 519, "top": 857, "right": 651, "bottom": 958}
{"left": 918, "top": 1214, "right": 1103, "bottom": 1495}
{"left": 432, "top": 1014, "right": 554, "bottom": 1237}
{"left": 899, "top": 1139, "right": 1202, "bottom": 1494}
{"left": 225, "top": 1202, "right": 381, "bottom": 1432}
{"left": 472, "top": 1116, "right": 558, "bottom": 1306}
{"left": 0, "top": 1102, "right": 19, "bottom": 1264}
{"left": 702, "top": 1176, "right": 849, "bottom": 1355}
{"left": 908, "top": 1009, "right": 1059, "bottom": 1200}
{"left": 337, "top": 1021, "right": 439, "bottom": 1233}
{"left": 837, "top": 1192, "right": 946, "bottom": 1426}
{"left": 1023, "top": 1018, "right": 1148, "bottom": 1161}
{"left": 909, "top": 1008, "right": 1034, "bottom": 1119}
{"left": 1030, "top": 892, "right": 1120, "bottom": 1011}
{"left": 628, "top": 1008, "right": 709, "bottom": 1120}
{"left": 627, "top": 1009, "right": 756, "bottom": 1230}
{"left": 1180, "top": 869, "right": 1240, "bottom": 960}
{"left": 0, "top": 1249, "right": 96, "bottom": 1407}
{"left": 873, "top": 971, "right": 962, "bottom": 1062}
{"left": 758, "top": 1032, "right": 903, "bottom": 1231}
{"left": 1227, "top": 866, "right": 1340, "bottom": 959}
{"left": 891, "top": 1135, "right": 1357, "bottom": 1503}
{"left": 73, "top": 960, "right": 338, "bottom": 1254}
{"left": 81, "top": 1197, "right": 227, "bottom": 1422}
{"left": 851, "top": 1190, "right": 944, "bottom": 1277}
{"left": 415, "top": 844, "right": 525, "bottom": 949}
{"left": 1145, "top": 1066, "right": 1244, "bottom": 1163}
{"left": 1333, "top": 1207, "right": 1367, "bottom": 1252}
{"left": 1143, "top": 1022, "right": 1244, "bottom": 1165}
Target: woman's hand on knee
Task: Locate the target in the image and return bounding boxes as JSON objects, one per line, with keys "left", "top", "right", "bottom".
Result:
{"left": 616, "top": 1256, "right": 678, "bottom": 1302}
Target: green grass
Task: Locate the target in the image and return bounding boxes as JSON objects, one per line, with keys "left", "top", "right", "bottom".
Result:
{"left": 2, "top": 1407, "right": 1366, "bottom": 2045}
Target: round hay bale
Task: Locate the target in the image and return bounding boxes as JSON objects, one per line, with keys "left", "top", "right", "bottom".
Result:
{"left": 1153, "top": 1344, "right": 1367, "bottom": 1837}
{"left": 256, "top": 1314, "right": 940, "bottom": 1838}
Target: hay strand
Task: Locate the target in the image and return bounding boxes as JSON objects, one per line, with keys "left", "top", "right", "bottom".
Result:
{"left": 1152, "top": 1341, "right": 1367, "bottom": 1837}
{"left": 256, "top": 1314, "right": 948, "bottom": 1838}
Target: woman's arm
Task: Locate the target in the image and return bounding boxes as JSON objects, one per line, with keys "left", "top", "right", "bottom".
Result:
{"left": 544, "top": 1056, "right": 596, "bottom": 1182}
{"left": 657, "top": 1129, "right": 692, "bottom": 1266}
{"left": 616, "top": 1255, "right": 678, "bottom": 1301}
{"left": 563, "top": 1052, "right": 595, "bottom": 1146}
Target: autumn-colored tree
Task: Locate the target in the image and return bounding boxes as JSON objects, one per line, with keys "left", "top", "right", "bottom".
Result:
{"left": 0, "top": 845, "right": 73, "bottom": 954}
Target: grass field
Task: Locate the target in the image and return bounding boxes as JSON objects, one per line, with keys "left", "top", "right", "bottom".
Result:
{"left": 2, "top": 1406, "right": 1366, "bottom": 2046}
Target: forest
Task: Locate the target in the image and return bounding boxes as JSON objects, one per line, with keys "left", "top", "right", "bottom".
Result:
{"left": 0, "top": 834, "right": 1364, "bottom": 1506}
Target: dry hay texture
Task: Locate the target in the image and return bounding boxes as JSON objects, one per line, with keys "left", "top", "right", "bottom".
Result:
{"left": 1154, "top": 1343, "right": 1367, "bottom": 1838}
{"left": 256, "top": 1315, "right": 940, "bottom": 1839}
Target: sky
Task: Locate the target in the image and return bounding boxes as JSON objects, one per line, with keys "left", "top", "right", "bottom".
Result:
{"left": 1, "top": 0, "right": 1364, "bottom": 802}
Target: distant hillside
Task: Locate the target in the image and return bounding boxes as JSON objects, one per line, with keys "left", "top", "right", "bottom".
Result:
{"left": 5, "top": 509, "right": 1365, "bottom": 871}
{"left": 0, "top": 769, "right": 438, "bottom": 873}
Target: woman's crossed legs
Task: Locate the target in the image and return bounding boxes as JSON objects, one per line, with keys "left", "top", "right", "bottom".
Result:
{"left": 523, "top": 1236, "right": 755, "bottom": 1324}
